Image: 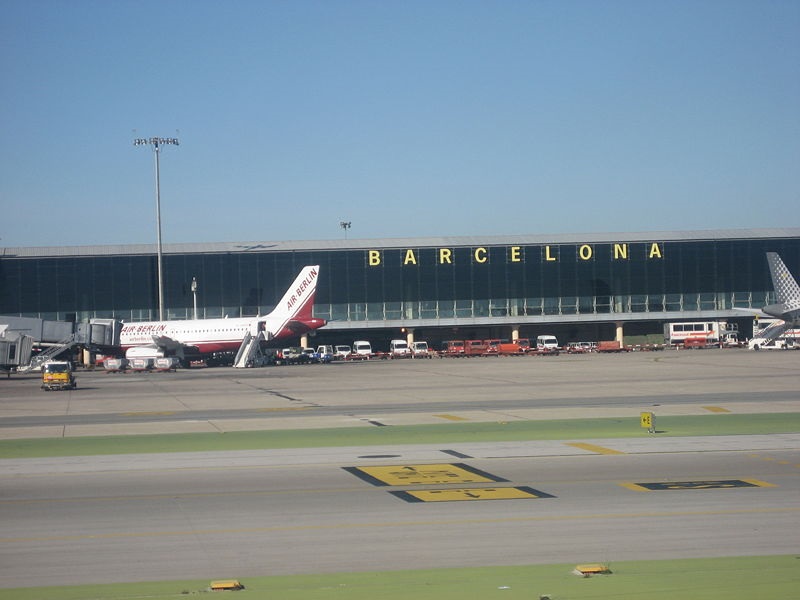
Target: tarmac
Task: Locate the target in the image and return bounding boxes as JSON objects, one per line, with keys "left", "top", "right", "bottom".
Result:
{"left": 0, "top": 348, "right": 797, "bottom": 439}
{"left": 1, "top": 349, "right": 798, "bottom": 587}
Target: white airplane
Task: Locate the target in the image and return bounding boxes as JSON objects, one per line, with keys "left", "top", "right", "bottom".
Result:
{"left": 120, "top": 265, "right": 326, "bottom": 361}
{"left": 749, "top": 252, "right": 800, "bottom": 344}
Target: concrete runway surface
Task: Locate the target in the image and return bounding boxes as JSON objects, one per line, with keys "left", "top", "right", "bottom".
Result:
{"left": 0, "top": 350, "right": 798, "bottom": 587}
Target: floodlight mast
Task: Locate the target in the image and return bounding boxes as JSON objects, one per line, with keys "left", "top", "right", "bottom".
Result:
{"left": 133, "top": 137, "right": 179, "bottom": 321}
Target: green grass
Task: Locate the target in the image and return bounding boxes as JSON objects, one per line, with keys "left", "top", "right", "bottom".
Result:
{"left": 1, "top": 412, "right": 798, "bottom": 459}
{"left": 2, "top": 555, "right": 798, "bottom": 599}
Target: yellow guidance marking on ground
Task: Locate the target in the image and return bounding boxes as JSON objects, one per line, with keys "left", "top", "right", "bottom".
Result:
{"left": 391, "top": 486, "right": 554, "bottom": 503}
{"left": 702, "top": 406, "right": 731, "bottom": 413}
{"left": 344, "top": 463, "right": 506, "bottom": 487}
{"left": 434, "top": 414, "right": 469, "bottom": 421}
{"left": 620, "top": 479, "right": 776, "bottom": 492}
{"left": 121, "top": 411, "right": 176, "bottom": 417}
{"left": 567, "top": 442, "right": 626, "bottom": 455}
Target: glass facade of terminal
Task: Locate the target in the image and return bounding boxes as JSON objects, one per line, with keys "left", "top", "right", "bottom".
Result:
{"left": 1, "top": 236, "right": 798, "bottom": 327}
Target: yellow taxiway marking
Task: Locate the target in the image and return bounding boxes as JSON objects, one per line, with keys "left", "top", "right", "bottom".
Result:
{"left": 256, "top": 407, "right": 309, "bottom": 412}
{"left": 702, "top": 406, "right": 731, "bottom": 413}
{"left": 741, "top": 478, "right": 778, "bottom": 487}
{"left": 434, "top": 414, "right": 469, "bottom": 421}
{"left": 4, "top": 507, "right": 798, "bottom": 544}
{"left": 392, "top": 487, "right": 552, "bottom": 502}
{"left": 567, "top": 442, "right": 626, "bottom": 455}
{"left": 393, "top": 487, "right": 551, "bottom": 502}
{"left": 345, "top": 463, "right": 506, "bottom": 486}
{"left": 121, "top": 411, "right": 176, "bottom": 417}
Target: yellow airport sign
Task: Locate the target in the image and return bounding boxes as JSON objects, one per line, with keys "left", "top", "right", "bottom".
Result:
{"left": 640, "top": 411, "right": 655, "bottom": 433}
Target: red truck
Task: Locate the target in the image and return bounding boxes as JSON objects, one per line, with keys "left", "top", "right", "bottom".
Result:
{"left": 486, "top": 340, "right": 524, "bottom": 356}
{"left": 464, "top": 340, "right": 490, "bottom": 356}
{"left": 441, "top": 340, "right": 465, "bottom": 357}
{"left": 596, "top": 340, "right": 630, "bottom": 353}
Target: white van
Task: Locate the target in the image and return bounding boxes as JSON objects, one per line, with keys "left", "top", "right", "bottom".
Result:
{"left": 334, "top": 345, "right": 351, "bottom": 359}
{"left": 411, "top": 341, "right": 432, "bottom": 358}
{"left": 536, "top": 335, "right": 560, "bottom": 351}
{"left": 352, "top": 340, "right": 373, "bottom": 358}
{"left": 389, "top": 339, "right": 410, "bottom": 358}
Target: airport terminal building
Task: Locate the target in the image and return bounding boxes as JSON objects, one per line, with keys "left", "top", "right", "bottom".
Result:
{"left": 2, "top": 228, "right": 799, "bottom": 348}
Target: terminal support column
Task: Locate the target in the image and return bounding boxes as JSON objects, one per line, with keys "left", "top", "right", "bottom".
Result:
{"left": 615, "top": 322, "right": 624, "bottom": 344}
{"left": 406, "top": 329, "right": 414, "bottom": 344}
{"left": 511, "top": 326, "right": 520, "bottom": 342}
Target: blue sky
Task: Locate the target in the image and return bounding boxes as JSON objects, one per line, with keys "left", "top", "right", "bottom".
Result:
{"left": 2, "top": 0, "right": 798, "bottom": 248}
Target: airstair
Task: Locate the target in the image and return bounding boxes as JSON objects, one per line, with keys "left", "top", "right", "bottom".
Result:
{"left": 18, "top": 334, "right": 79, "bottom": 372}
{"left": 232, "top": 331, "right": 267, "bottom": 368}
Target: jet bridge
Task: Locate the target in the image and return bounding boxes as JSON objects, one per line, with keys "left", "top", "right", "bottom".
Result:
{"left": 0, "top": 328, "right": 34, "bottom": 377}
{"left": 0, "top": 316, "right": 122, "bottom": 370}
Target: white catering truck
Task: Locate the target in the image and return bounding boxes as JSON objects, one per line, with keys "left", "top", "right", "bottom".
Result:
{"left": 352, "top": 340, "right": 373, "bottom": 358}
{"left": 389, "top": 339, "right": 411, "bottom": 358}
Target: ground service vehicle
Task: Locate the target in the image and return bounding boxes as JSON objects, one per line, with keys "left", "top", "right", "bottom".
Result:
{"left": 103, "top": 358, "right": 128, "bottom": 372}
{"left": 411, "top": 341, "right": 432, "bottom": 358}
{"left": 334, "top": 345, "right": 351, "bottom": 359}
{"left": 153, "top": 357, "right": 180, "bottom": 371}
{"left": 316, "top": 345, "right": 334, "bottom": 362}
{"left": 464, "top": 340, "right": 489, "bottom": 356}
{"left": 566, "top": 342, "right": 590, "bottom": 353}
{"left": 596, "top": 340, "right": 629, "bottom": 353}
{"left": 41, "top": 361, "right": 76, "bottom": 391}
{"left": 389, "top": 339, "right": 411, "bottom": 358}
{"left": 278, "top": 347, "right": 308, "bottom": 364}
{"left": 536, "top": 335, "right": 560, "bottom": 350}
{"left": 487, "top": 340, "right": 524, "bottom": 356}
{"left": 302, "top": 348, "right": 320, "bottom": 362}
{"left": 664, "top": 321, "right": 738, "bottom": 346}
{"left": 352, "top": 341, "right": 372, "bottom": 358}
{"left": 441, "top": 340, "right": 465, "bottom": 356}
{"left": 515, "top": 338, "right": 534, "bottom": 353}
{"left": 749, "top": 318, "right": 799, "bottom": 350}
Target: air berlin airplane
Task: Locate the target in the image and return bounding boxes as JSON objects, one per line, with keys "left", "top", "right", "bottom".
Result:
{"left": 120, "top": 265, "right": 326, "bottom": 361}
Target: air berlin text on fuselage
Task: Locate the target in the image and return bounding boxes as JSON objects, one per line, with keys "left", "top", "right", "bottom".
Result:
{"left": 120, "top": 323, "right": 168, "bottom": 335}
{"left": 287, "top": 267, "right": 318, "bottom": 310}
{"left": 366, "top": 243, "right": 664, "bottom": 266}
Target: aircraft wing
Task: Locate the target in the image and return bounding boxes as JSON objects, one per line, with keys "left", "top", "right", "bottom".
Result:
{"left": 732, "top": 306, "right": 769, "bottom": 317}
{"left": 151, "top": 335, "right": 185, "bottom": 352}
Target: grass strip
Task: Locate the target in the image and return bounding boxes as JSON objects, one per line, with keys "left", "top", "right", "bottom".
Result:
{"left": 1, "top": 412, "right": 798, "bottom": 459}
{"left": 2, "top": 555, "right": 798, "bottom": 600}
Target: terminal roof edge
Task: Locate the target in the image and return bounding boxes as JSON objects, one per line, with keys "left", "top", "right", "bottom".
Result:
{"left": 2, "top": 228, "right": 799, "bottom": 258}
